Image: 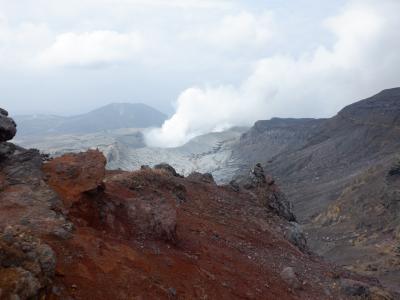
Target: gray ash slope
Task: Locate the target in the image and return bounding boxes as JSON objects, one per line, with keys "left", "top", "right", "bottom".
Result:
{"left": 14, "top": 102, "right": 246, "bottom": 182}
{"left": 14, "top": 103, "right": 167, "bottom": 136}
{"left": 235, "top": 88, "right": 400, "bottom": 221}
{"left": 232, "top": 87, "right": 400, "bottom": 292}
{"left": 15, "top": 123, "right": 248, "bottom": 183}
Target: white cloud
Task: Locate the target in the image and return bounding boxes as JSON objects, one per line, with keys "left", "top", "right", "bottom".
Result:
{"left": 61, "top": 0, "right": 232, "bottom": 10}
{"left": 0, "top": 17, "right": 51, "bottom": 68}
{"left": 36, "top": 30, "right": 144, "bottom": 68}
{"left": 145, "top": 0, "right": 400, "bottom": 147}
{"left": 182, "top": 11, "right": 275, "bottom": 50}
{"left": 108, "top": 0, "right": 232, "bottom": 9}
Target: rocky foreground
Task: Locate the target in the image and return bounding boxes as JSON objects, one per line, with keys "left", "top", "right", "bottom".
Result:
{"left": 0, "top": 108, "right": 396, "bottom": 299}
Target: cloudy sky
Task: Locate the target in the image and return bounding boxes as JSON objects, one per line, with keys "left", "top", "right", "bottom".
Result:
{"left": 1, "top": 0, "right": 400, "bottom": 146}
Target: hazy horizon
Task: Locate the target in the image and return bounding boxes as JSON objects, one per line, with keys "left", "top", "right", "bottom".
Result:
{"left": 1, "top": 0, "right": 400, "bottom": 146}
{"left": 12, "top": 101, "right": 171, "bottom": 118}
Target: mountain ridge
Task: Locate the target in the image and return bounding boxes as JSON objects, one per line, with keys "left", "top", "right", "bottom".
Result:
{"left": 14, "top": 102, "right": 167, "bottom": 137}
{"left": 231, "top": 87, "right": 400, "bottom": 292}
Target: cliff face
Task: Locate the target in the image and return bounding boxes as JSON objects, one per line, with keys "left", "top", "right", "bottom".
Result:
{"left": 232, "top": 88, "right": 400, "bottom": 293}
{"left": 0, "top": 108, "right": 393, "bottom": 299}
{"left": 0, "top": 109, "right": 73, "bottom": 298}
{"left": 234, "top": 88, "right": 400, "bottom": 222}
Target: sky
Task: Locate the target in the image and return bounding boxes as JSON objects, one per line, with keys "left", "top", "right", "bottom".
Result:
{"left": 1, "top": 0, "right": 400, "bottom": 147}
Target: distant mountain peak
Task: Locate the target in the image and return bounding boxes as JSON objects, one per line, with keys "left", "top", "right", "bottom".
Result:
{"left": 14, "top": 102, "right": 167, "bottom": 137}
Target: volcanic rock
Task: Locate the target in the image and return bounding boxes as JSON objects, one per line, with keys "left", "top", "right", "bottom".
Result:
{"left": 154, "top": 163, "right": 182, "bottom": 177}
{"left": 0, "top": 226, "right": 56, "bottom": 300}
{"left": 42, "top": 149, "right": 106, "bottom": 207}
{"left": 0, "top": 108, "right": 8, "bottom": 116}
{"left": 267, "top": 190, "right": 296, "bottom": 222}
{"left": 388, "top": 159, "right": 400, "bottom": 177}
{"left": 280, "top": 267, "right": 300, "bottom": 290}
{"left": 187, "top": 171, "right": 215, "bottom": 184}
{"left": 0, "top": 146, "right": 71, "bottom": 239}
{"left": 287, "top": 222, "right": 308, "bottom": 252}
{"left": 241, "top": 163, "right": 266, "bottom": 189}
{"left": 0, "top": 142, "right": 17, "bottom": 161}
{"left": 231, "top": 88, "right": 400, "bottom": 292}
{"left": 41, "top": 150, "right": 396, "bottom": 299}
{"left": 237, "top": 164, "right": 296, "bottom": 221}
{"left": 0, "top": 107, "right": 396, "bottom": 299}
{"left": 0, "top": 108, "right": 16, "bottom": 142}
{"left": 228, "top": 179, "right": 240, "bottom": 192}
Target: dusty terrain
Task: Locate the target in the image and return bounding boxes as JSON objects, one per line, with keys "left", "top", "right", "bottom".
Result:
{"left": 1, "top": 107, "right": 395, "bottom": 299}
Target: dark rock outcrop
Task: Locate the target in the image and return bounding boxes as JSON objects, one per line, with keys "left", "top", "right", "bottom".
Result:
{"left": 287, "top": 222, "right": 308, "bottom": 252}
{"left": 245, "top": 163, "right": 266, "bottom": 188}
{"left": 0, "top": 109, "right": 73, "bottom": 298}
{"left": 154, "top": 163, "right": 182, "bottom": 177}
{"left": 236, "top": 163, "right": 296, "bottom": 222}
{"left": 0, "top": 226, "right": 56, "bottom": 300}
{"left": 0, "top": 145, "right": 72, "bottom": 239}
{"left": 266, "top": 190, "right": 296, "bottom": 222}
{"left": 187, "top": 171, "right": 215, "bottom": 184}
{"left": 0, "top": 108, "right": 16, "bottom": 142}
{"left": 0, "top": 142, "right": 17, "bottom": 160}
{"left": 388, "top": 160, "right": 400, "bottom": 177}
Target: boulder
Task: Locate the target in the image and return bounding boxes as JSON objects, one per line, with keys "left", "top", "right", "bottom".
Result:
{"left": 388, "top": 160, "right": 400, "bottom": 177}
{"left": 0, "top": 142, "right": 17, "bottom": 160}
{"left": 42, "top": 150, "right": 106, "bottom": 207}
{"left": 154, "top": 163, "right": 182, "bottom": 177}
{"left": 229, "top": 180, "right": 240, "bottom": 192}
{"left": 242, "top": 163, "right": 266, "bottom": 189}
{"left": 267, "top": 191, "right": 296, "bottom": 222}
{"left": 252, "top": 163, "right": 266, "bottom": 183}
{"left": 0, "top": 108, "right": 16, "bottom": 142}
{"left": 287, "top": 222, "right": 308, "bottom": 252}
{"left": 235, "top": 164, "right": 296, "bottom": 221}
{"left": 0, "top": 108, "right": 8, "bottom": 116}
{"left": 187, "top": 172, "right": 215, "bottom": 184}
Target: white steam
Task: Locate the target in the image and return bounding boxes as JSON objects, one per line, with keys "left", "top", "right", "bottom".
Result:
{"left": 145, "top": 0, "right": 400, "bottom": 148}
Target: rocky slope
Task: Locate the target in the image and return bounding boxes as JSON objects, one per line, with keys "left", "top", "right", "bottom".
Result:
{"left": 308, "top": 158, "right": 400, "bottom": 293}
{"left": 0, "top": 108, "right": 394, "bottom": 299}
{"left": 232, "top": 88, "right": 400, "bottom": 292}
{"left": 14, "top": 103, "right": 167, "bottom": 136}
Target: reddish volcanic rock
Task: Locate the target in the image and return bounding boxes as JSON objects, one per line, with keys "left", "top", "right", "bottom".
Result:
{"left": 0, "top": 147, "right": 71, "bottom": 238}
{"left": 0, "top": 146, "right": 72, "bottom": 299}
{"left": 40, "top": 156, "right": 393, "bottom": 299}
{"left": 0, "top": 135, "right": 394, "bottom": 299}
{"left": 42, "top": 149, "right": 106, "bottom": 207}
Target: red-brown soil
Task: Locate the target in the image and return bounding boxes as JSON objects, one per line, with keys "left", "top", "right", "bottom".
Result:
{"left": 37, "top": 150, "right": 389, "bottom": 299}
